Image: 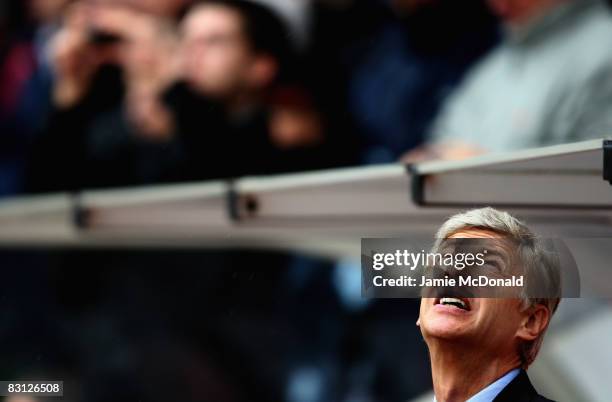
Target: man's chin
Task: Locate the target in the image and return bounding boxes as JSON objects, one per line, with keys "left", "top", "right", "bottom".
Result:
{"left": 421, "top": 314, "right": 474, "bottom": 341}
{"left": 424, "top": 328, "right": 469, "bottom": 342}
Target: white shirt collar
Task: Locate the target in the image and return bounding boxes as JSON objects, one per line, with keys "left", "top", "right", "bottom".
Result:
{"left": 433, "top": 368, "right": 520, "bottom": 402}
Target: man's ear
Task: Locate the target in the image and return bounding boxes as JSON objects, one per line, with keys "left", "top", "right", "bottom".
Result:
{"left": 247, "top": 55, "right": 278, "bottom": 89}
{"left": 516, "top": 304, "right": 550, "bottom": 342}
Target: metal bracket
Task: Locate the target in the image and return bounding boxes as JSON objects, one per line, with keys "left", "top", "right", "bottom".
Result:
{"left": 406, "top": 164, "right": 425, "bottom": 206}
{"left": 71, "top": 192, "right": 90, "bottom": 229}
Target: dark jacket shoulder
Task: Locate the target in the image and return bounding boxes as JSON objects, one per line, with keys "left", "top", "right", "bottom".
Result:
{"left": 494, "top": 370, "right": 555, "bottom": 402}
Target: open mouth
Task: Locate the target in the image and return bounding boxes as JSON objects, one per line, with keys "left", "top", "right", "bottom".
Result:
{"left": 435, "top": 297, "right": 471, "bottom": 311}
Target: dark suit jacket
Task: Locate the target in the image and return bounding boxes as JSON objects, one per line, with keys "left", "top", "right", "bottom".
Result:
{"left": 494, "top": 370, "right": 555, "bottom": 402}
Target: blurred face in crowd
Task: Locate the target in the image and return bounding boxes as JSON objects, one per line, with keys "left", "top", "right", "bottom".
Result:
{"left": 486, "top": 0, "right": 564, "bottom": 26}
{"left": 418, "top": 229, "right": 550, "bottom": 363}
{"left": 180, "top": 4, "right": 276, "bottom": 100}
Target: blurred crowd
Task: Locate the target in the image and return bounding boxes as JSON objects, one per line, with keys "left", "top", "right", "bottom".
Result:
{"left": 3, "top": 1, "right": 612, "bottom": 402}
{"left": 2, "top": 0, "right": 612, "bottom": 197}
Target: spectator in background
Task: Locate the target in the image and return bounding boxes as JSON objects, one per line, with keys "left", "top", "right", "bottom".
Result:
{"left": 170, "top": 0, "right": 354, "bottom": 181}
{"left": 408, "top": 0, "right": 612, "bottom": 162}
{"left": 324, "top": 0, "right": 499, "bottom": 164}
{"left": 26, "top": 0, "right": 186, "bottom": 191}
{"left": 27, "top": 0, "right": 352, "bottom": 193}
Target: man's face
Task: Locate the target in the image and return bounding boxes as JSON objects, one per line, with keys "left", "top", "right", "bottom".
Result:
{"left": 419, "top": 229, "right": 527, "bottom": 352}
{"left": 180, "top": 5, "right": 255, "bottom": 99}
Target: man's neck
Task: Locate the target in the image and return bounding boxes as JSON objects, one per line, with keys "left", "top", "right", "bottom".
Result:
{"left": 428, "top": 339, "right": 521, "bottom": 402}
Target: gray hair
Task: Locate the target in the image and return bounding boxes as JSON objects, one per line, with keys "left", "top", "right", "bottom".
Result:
{"left": 434, "top": 207, "right": 561, "bottom": 367}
